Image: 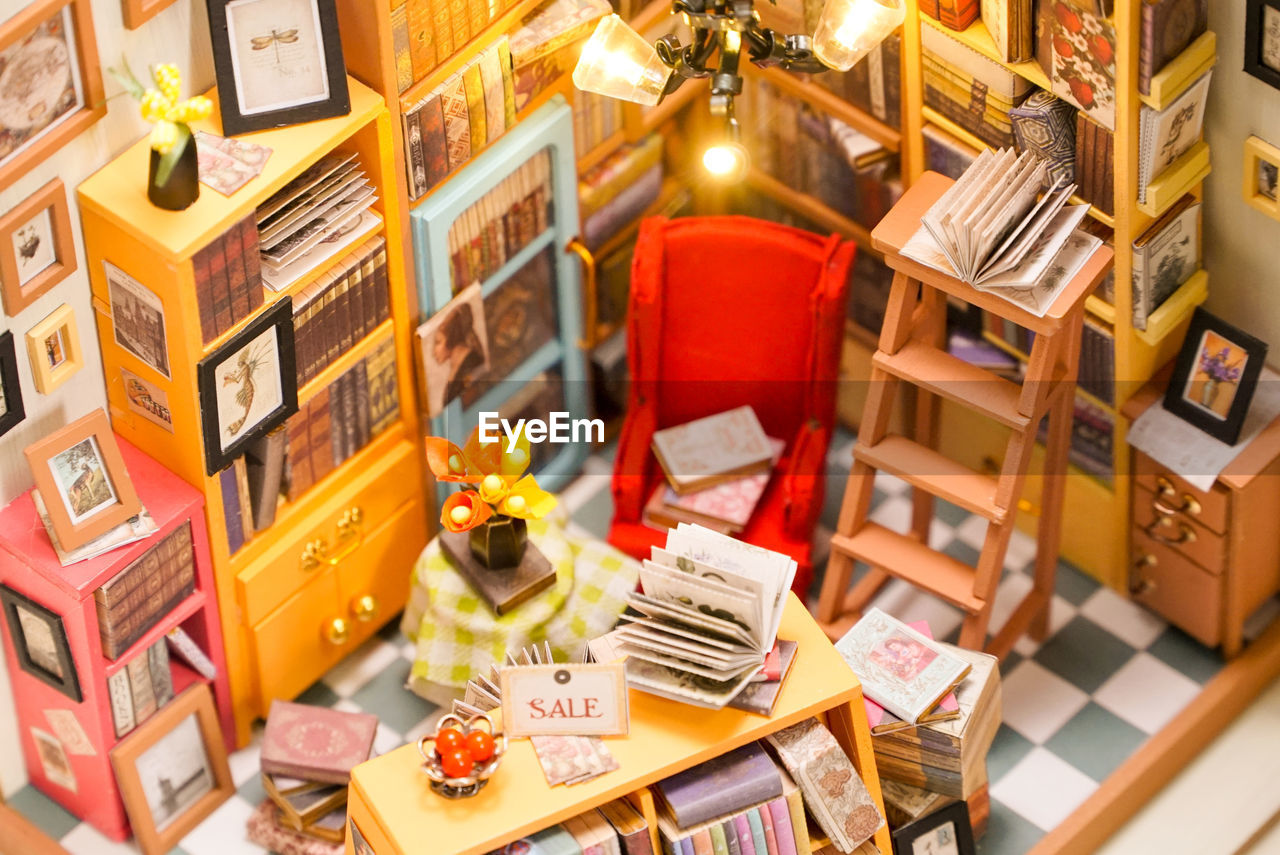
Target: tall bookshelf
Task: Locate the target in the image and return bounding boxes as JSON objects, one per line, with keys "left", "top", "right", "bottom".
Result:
{"left": 704, "top": 3, "right": 1215, "bottom": 591}
{"left": 77, "top": 78, "right": 429, "bottom": 746}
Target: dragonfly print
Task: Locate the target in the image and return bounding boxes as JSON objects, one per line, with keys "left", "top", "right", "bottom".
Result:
{"left": 221, "top": 339, "right": 272, "bottom": 437}
{"left": 249, "top": 28, "right": 298, "bottom": 66}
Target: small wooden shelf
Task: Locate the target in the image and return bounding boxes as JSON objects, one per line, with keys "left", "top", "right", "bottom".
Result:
{"left": 1133, "top": 269, "right": 1209, "bottom": 347}
{"left": 101, "top": 589, "right": 208, "bottom": 679}
{"left": 746, "top": 64, "right": 902, "bottom": 153}
{"left": 746, "top": 166, "right": 876, "bottom": 251}
{"left": 1138, "top": 32, "right": 1217, "bottom": 111}
{"left": 919, "top": 16, "right": 1051, "bottom": 91}
{"left": 1138, "top": 142, "right": 1212, "bottom": 218}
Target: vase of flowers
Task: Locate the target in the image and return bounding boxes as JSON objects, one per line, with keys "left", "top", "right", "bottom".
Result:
{"left": 111, "top": 60, "right": 212, "bottom": 211}
{"left": 425, "top": 428, "right": 556, "bottom": 570}
{"left": 1198, "top": 346, "right": 1242, "bottom": 409}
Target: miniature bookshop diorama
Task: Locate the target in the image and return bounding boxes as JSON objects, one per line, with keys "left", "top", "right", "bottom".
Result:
{"left": 2, "top": 0, "right": 1280, "bottom": 854}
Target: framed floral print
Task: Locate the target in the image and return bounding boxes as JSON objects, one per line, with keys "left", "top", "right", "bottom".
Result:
{"left": 1163, "top": 307, "right": 1269, "bottom": 446}
{"left": 0, "top": 0, "right": 106, "bottom": 193}
{"left": 0, "top": 178, "right": 76, "bottom": 316}
{"left": 196, "top": 297, "right": 297, "bottom": 475}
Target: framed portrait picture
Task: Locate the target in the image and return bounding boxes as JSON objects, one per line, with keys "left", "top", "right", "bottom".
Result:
{"left": 1243, "top": 136, "right": 1280, "bottom": 222}
{"left": 0, "top": 178, "right": 76, "bottom": 316}
{"left": 1163, "top": 307, "right": 1269, "bottom": 446}
{"left": 105, "top": 261, "right": 170, "bottom": 380}
{"left": 197, "top": 297, "right": 297, "bottom": 475}
{"left": 0, "top": 330, "right": 26, "bottom": 437}
{"left": 0, "top": 0, "right": 106, "bottom": 194}
{"left": 415, "top": 282, "right": 489, "bottom": 419}
{"left": 24, "top": 302, "right": 82, "bottom": 394}
{"left": 24, "top": 408, "right": 143, "bottom": 551}
{"left": 205, "top": 0, "right": 351, "bottom": 135}
{"left": 0, "top": 585, "right": 81, "bottom": 702}
{"left": 891, "top": 801, "right": 975, "bottom": 855}
{"left": 1246, "top": 0, "right": 1280, "bottom": 89}
{"left": 110, "top": 684, "right": 233, "bottom": 855}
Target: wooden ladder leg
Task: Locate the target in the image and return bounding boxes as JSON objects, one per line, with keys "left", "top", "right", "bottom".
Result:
{"left": 909, "top": 285, "right": 948, "bottom": 544}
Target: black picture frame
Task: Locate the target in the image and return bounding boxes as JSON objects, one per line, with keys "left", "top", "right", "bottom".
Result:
{"left": 1163, "top": 307, "right": 1268, "bottom": 446}
{"left": 205, "top": 0, "right": 351, "bottom": 136}
{"left": 891, "top": 801, "right": 975, "bottom": 855}
{"left": 0, "top": 330, "right": 26, "bottom": 437}
{"left": 0, "top": 585, "right": 82, "bottom": 703}
{"left": 197, "top": 298, "right": 297, "bottom": 475}
{"left": 1245, "top": 0, "right": 1280, "bottom": 89}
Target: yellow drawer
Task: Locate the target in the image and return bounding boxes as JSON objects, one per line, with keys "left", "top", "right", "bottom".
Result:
{"left": 1132, "top": 485, "right": 1224, "bottom": 576}
{"left": 250, "top": 497, "right": 423, "bottom": 714}
{"left": 1131, "top": 530, "right": 1223, "bottom": 648}
{"left": 1133, "top": 451, "right": 1229, "bottom": 535}
{"left": 237, "top": 441, "right": 419, "bottom": 626}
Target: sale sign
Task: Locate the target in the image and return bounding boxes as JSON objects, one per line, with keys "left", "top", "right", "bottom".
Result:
{"left": 500, "top": 663, "right": 629, "bottom": 737}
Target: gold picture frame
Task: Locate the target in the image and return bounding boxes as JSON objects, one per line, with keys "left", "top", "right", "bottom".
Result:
{"left": 0, "top": 0, "right": 107, "bottom": 194}
{"left": 109, "top": 684, "right": 233, "bottom": 855}
{"left": 23, "top": 408, "right": 142, "bottom": 551}
{"left": 24, "top": 302, "right": 82, "bottom": 394}
{"left": 0, "top": 178, "right": 77, "bottom": 316}
{"left": 1244, "top": 136, "right": 1280, "bottom": 221}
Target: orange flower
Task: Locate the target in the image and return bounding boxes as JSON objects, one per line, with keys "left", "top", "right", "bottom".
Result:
{"left": 498, "top": 475, "right": 557, "bottom": 520}
{"left": 425, "top": 437, "right": 482, "bottom": 483}
{"left": 440, "top": 491, "right": 492, "bottom": 532}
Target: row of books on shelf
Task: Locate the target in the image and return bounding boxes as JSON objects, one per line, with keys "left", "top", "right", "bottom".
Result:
{"left": 292, "top": 236, "right": 391, "bottom": 388}
{"left": 388, "top": 0, "right": 525, "bottom": 94}
{"left": 573, "top": 90, "right": 626, "bottom": 159}
{"left": 95, "top": 523, "right": 195, "bottom": 660}
{"left": 193, "top": 214, "right": 264, "bottom": 344}
{"left": 926, "top": 0, "right": 1206, "bottom": 101}
{"left": 219, "top": 338, "right": 399, "bottom": 554}
{"left": 106, "top": 628, "right": 215, "bottom": 740}
{"left": 813, "top": 32, "right": 902, "bottom": 130}
{"left": 448, "top": 150, "right": 553, "bottom": 289}
{"left": 580, "top": 134, "right": 665, "bottom": 251}
{"left": 403, "top": 38, "right": 518, "bottom": 202}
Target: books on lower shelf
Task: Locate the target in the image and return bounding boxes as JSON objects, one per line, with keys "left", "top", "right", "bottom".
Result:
{"left": 447, "top": 148, "right": 553, "bottom": 290}
{"left": 487, "top": 798, "right": 655, "bottom": 855}
{"left": 651, "top": 406, "right": 774, "bottom": 495}
{"left": 106, "top": 636, "right": 175, "bottom": 739}
{"left": 192, "top": 213, "right": 265, "bottom": 344}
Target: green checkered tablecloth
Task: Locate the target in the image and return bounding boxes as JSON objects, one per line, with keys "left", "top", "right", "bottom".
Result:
{"left": 401, "top": 512, "right": 640, "bottom": 696}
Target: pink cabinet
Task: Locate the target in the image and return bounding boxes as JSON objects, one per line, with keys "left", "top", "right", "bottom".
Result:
{"left": 0, "top": 437, "right": 232, "bottom": 841}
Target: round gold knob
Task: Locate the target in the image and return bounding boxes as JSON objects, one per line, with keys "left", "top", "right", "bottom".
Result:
{"left": 351, "top": 594, "right": 380, "bottom": 623}
{"left": 324, "top": 617, "right": 350, "bottom": 646}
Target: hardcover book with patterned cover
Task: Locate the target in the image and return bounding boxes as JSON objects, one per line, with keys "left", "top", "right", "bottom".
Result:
{"left": 246, "top": 800, "right": 343, "bottom": 855}
{"left": 260, "top": 701, "right": 378, "bottom": 784}
{"left": 655, "top": 741, "right": 782, "bottom": 829}
{"left": 1140, "top": 0, "right": 1208, "bottom": 95}
{"left": 94, "top": 522, "right": 195, "bottom": 660}
{"left": 1011, "top": 91, "right": 1078, "bottom": 188}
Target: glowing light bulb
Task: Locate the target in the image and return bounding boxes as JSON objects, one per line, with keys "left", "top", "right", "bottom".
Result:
{"left": 572, "top": 15, "right": 672, "bottom": 106}
{"left": 703, "top": 142, "right": 749, "bottom": 181}
{"left": 812, "top": 0, "right": 904, "bottom": 72}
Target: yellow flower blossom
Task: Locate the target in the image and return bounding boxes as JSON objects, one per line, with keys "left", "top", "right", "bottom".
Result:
{"left": 149, "top": 120, "right": 179, "bottom": 154}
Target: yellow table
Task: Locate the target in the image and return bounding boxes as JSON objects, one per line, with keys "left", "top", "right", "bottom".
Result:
{"left": 347, "top": 594, "right": 891, "bottom": 855}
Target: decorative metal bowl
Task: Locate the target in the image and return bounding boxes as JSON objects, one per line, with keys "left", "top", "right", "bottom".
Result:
{"left": 417, "top": 712, "right": 508, "bottom": 799}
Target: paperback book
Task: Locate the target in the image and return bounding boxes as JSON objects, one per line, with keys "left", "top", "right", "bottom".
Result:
{"left": 1137, "top": 70, "right": 1212, "bottom": 205}
{"left": 651, "top": 405, "right": 774, "bottom": 494}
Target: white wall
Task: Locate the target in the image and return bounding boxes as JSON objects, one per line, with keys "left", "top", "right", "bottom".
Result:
{"left": 1203, "top": 3, "right": 1280, "bottom": 340}
{"left": 0, "top": 0, "right": 212, "bottom": 797}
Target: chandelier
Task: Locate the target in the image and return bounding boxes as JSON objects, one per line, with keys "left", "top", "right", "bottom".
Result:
{"left": 573, "top": 0, "right": 906, "bottom": 179}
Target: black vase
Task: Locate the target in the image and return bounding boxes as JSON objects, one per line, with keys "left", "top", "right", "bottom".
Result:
{"left": 147, "top": 127, "right": 200, "bottom": 211}
{"left": 468, "top": 515, "right": 528, "bottom": 569}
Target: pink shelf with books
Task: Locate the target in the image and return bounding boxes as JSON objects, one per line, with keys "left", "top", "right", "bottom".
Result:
{"left": 0, "top": 437, "right": 232, "bottom": 842}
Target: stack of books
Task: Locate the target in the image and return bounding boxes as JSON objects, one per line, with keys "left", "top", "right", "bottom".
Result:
{"left": 487, "top": 798, "right": 655, "bottom": 854}
{"left": 247, "top": 702, "right": 379, "bottom": 855}
{"left": 643, "top": 406, "right": 778, "bottom": 534}
{"left": 922, "top": 25, "right": 1031, "bottom": 149}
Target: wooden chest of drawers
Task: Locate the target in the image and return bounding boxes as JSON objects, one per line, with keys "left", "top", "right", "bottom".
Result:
{"left": 1125, "top": 382, "right": 1280, "bottom": 658}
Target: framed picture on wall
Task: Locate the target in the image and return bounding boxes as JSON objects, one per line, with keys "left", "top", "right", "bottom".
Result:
{"left": 0, "top": 0, "right": 107, "bottom": 194}
{"left": 0, "top": 584, "right": 82, "bottom": 702}
{"left": 0, "top": 178, "right": 76, "bottom": 316}
{"left": 24, "top": 408, "right": 143, "bottom": 551}
{"left": 110, "top": 684, "right": 234, "bottom": 855}
{"left": 196, "top": 297, "right": 297, "bottom": 474}
{"left": 122, "top": 0, "right": 180, "bottom": 29}
{"left": 1245, "top": 0, "right": 1280, "bottom": 89}
{"left": 24, "top": 302, "right": 83, "bottom": 394}
{"left": 1163, "top": 307, "right": 1269, "bottom": 446}
{"left": 205, "top": 0, "right": 350, "bottom": 135}
{"left": 1243, "top": 135, "right": 1280, "bottom": 222}
{"left": 0, "top": 330, "right": 27, "bottom": 437}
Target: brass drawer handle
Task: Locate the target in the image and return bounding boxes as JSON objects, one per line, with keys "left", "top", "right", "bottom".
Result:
{"left": 324, "top": 617, "right": 350, "bottom": 646}
{"left": 351, "top": 594, "right": 380, "bottom": 623}
{"left": 1144, "top": 515, "right": 1197, "bottom": 545}
{"left": 1130, "top": 553, "right": 1157, "bottom": 596}
{"left": 300, "top": 507, "right": 366, "bottom": 571}
{"left": 1154, "top": 476, "right": 1202, "bottom": 516}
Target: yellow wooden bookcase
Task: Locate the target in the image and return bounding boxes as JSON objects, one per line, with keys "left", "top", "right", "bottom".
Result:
{"left": 346, "top": 595, "right": 891, "bottom": 855}
{"left": 77, "top": 78, "right": 429, "bottom": 746}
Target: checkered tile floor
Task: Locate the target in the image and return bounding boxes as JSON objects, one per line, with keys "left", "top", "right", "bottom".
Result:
{"left": 11, "top": 433, "right": 1275, "bottom": 855}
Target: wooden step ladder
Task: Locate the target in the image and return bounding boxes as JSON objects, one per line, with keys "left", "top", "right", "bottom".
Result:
{"left": 817, "top": 173, "right": 1114, "bottom": 658}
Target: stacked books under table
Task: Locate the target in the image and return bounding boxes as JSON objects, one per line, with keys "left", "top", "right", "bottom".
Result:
{"left": 836, "top": 609, "right": 1001, "bottom": 837}
{"left": 247, "top": 702, "right": 379, "bottom": 855}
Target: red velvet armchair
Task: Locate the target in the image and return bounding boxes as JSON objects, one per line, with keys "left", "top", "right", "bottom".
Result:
{"left": 608, "top": 216, "right": 856, "bottom": 597}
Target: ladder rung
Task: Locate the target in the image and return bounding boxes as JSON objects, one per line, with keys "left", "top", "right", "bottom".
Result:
{"left": 854, "top": 436, "right": 1008, "bottom": 523}
{"left": 873, "top": 341, "right": 1031, "bottom": 429}
{"left": 831, "top": 523, "right": 987, "bottom": 614}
